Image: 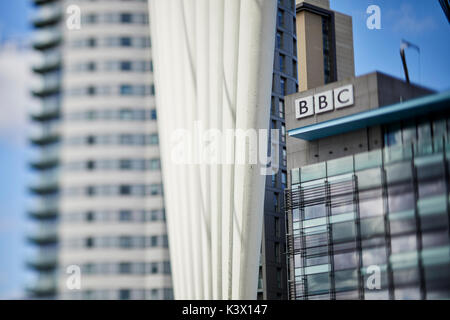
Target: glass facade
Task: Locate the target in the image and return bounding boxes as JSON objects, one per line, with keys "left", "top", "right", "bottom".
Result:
{"left": 286, "top": 127, "right": 450, "bottom": 300}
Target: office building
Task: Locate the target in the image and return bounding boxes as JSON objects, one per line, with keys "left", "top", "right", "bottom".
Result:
{"left": 295, "top": 0, "right": 354, "bottom": 91}
{"left": 27, "top": 0, "right": 172, "bottom": 299}
{"left": 284, "top": 72, "right": 450, "bottom": 299}
{"left": 258, "top": 0, "right": 355, "bottom": 299}
{"left": 258, "top": 0, "right": 298, "bottom": 300}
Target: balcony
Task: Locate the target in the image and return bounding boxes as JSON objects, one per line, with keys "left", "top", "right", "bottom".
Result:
{"left": 27, "top": 224, "right": 58, "bottom": 245}
{"left": 28, "top": 198, "right": 58, "bottom": 219}
{"left": 29, "top": 171, "right": 59, "bottom": 195}
{"left": 33, "top": 0, "right": 59, "bottom": 5}
{"left": 32, "top": 4, "right": 62, "bottom": 28}
{"left": 29, "top": 124, "right": 60, "bottom": 146}
{"left": 31, "top": 76, "right": 61, "bottom": 98}
{"left": 30, "top": 148, "right": 59, "bottom": 170}
{"left": 26, "top": 251, "right": 58, "bottom": 270}
{"left": 32, "top": 29, "right": 62, "bottom": 51}
{"left": 30, "top": 100, "right": 60, "bottom": 122}
{"left": 32, "top": 52, "right": 62, "bottom": 74}
{"left": 26, "top": 273, "right": 57, "bottom": 298}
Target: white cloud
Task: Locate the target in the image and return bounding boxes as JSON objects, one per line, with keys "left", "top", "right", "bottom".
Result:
{"left": 0, "top": 41, "right": 38, "bottom": 149}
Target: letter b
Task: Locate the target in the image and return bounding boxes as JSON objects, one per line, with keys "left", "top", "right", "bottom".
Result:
{"left": 295, "top": 96, "right": 313, "bottom": 119}
{"left": 314, "top": 90, "right": 333, "bottom": 114}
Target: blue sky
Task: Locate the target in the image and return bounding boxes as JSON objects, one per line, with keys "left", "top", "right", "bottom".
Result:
{"left": 0, "top": 0, "right": 449, "bottom": 299}
{"left": 331, "top": 0, "right": 450, "bottom": 91}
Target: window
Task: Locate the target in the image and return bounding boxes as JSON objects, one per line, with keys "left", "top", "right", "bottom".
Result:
{"left": 86, "top": 186, "right": 95, "bottom": 196}
{"left": 274, "top": 193, "right": 279, "bottom": 212}
{"left": 87, "top": 86, "right": 96, "bottom": 96}
{"left": 278, "top": 99, "right": 285, "bottom": 118}
{"left": 271, "top": 120, "right": 277, "bottom": 130}
{"left": 277, "top": 11, "right": 284, "bottom": 27}
{"left": 119, "top": 159, "right": 132, "bottom": 170}
{"left": 385, "top": 123, "right": 402, "bottom": 147}
{"left": 276, "top": 32, "right": 282, "bottom": 49}
{"left": 150, "top": 236, "right": 158, "bottom": 247}
{"left": 162, "top": 235, "right": 169, "bottom": 247}
{"left": 258, "top": 268, "right": 263, "bottom": 290}
{"left": 87, "top": 62, "right": 96, "bottom": 71}
{"left": 280, "top": 77, "right": 286, "bottom": 96}
{"left": 119, "top": 262, "right": 131, "bottom": 274}
{"left": 86, "top": 135, "right": 96, "bottom": 145}
{"left": 281, "top": 171, "right": 287, "bottom": 189}
{"left": 272, "top": 173, "right": 277, "bottom": 188}
{"left": 85, "top": 211, "right": 95, "bottom": 222}
{"left": 120, "top": 37, "right": 132, "bottom": 47}
{"left": 276, "top": 268, "right": 282, "bottom": 289}
{"left": 279, "top": 54, "right": 285, "bottom": 72}
{"left": 119, "top": 210, "right": 132, "bottom": 221}
{"left": 150, "top": 210, "right": 159, "bottom": 221}
{"left": 86, "top": 14, "right": 97, "bottom": 24}
{"left": 85, "top": 237, "right": 94, "bottom": 248}
{"left": 274, "top": 217, "right": 281, "bottom": 238}
{"left": 275, "top": 242, "right": 281, "bottom": 263}
{"left": 147, "top": 134, "right": 159, "bottom": 145}
{"left": 150, "top": 262, "right": 158, "bottom": 274}
{"left": 87, "top": 160, "right": 95, "bottom": 170}
{"left": 418, "top": 120, "right": 432, "bottom": 142}
{"left": 87, "top": 38, "right": 96, "bottom": 48}
{"left": 271, "top": 97, "right": 276, "bottom": 115}
{"left": 120, "top": 61, "right": 132, "bottom": 71}
{"left": 388, "top": 183, "right": 414, "bottom": 213}
{"left": 119, "top": 236, "right": 132, "bottom": 248}
{"left": 120, "top": 185, "right": 131, "bottom": 195}
{"left": 149, "top": 159, "right": 160, "bottom": 170}
{"left": 305, "top": 203, "right": 326, "bottom": 220}
{"left": 333, "top": 252, "right": 358, "bottom": 270}
{"left": 150, "top": 184, "right": 160, "bottom": 195}
{"left": 163, "top": 261, "right": 171, "bottom": 274}
{"left": 282, "top": 148, "right": 287, "bottom": 167}
{"left": 150, "top": 289, "right": 159, "bottom": 300}
{"left": 163, "top": 288, "right": 174, "bottom": 300}
{"left": 293, "top": 60, "right": 298, "bottom": 79}
{"left": 120, "top": 84, "right": 133, "bottom": 95}
{"left": 120, "top": 13, "right": 132, "bottom": 23}
{"left": 150, "top": 109, "right": 157, "bottom": 120}
{"left": 119, "top": 289, "right": 130, "bottom": 300}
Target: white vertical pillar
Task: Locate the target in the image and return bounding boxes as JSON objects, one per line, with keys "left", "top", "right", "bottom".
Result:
{"left": 149, "top": 0, "right": 276, "bottom": 300}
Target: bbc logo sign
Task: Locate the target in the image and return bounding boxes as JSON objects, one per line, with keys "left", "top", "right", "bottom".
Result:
{"left": 295, "top": 84, "right": 354, "bottom": 119}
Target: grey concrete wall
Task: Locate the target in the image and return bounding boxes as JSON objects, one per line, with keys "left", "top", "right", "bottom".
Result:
{"left": 334, "top": 12, "right": 355, "bottom": 81}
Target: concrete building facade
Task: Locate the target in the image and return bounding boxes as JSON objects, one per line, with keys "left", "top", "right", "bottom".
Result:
{"left": 295, "top": 0, "right": 354, "bottom": 92}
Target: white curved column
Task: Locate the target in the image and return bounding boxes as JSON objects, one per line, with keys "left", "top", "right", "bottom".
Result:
{"left": 149, "top": 0, "right": 276, "bottom": 300}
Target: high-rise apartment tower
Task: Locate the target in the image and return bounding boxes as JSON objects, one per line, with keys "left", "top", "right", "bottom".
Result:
{"left": 27, "top": 0, "right": 172, "bottom": 300}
